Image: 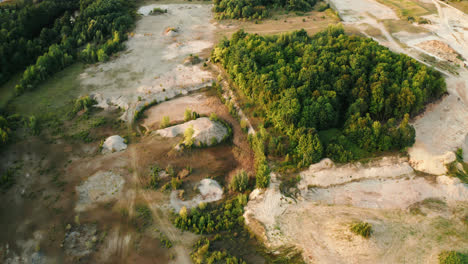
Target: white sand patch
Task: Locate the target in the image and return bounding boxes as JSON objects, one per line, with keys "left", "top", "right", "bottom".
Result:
{"left": 80, "top": 4, "right": 215, "bottom": 122}
{"left": 75, "top": 171, "right": 125, "bottom": 212}
{"left": 101, "top": 135, "right": 127, "bottom": 154}
{"left": 155, "top": 117, "right": 228, "bottom": 147}
{"left": 305, "top": 175, "right": 468, "bottom": 209}
{"left": 299, "top": 157, "right": 413, "bottom": 188}
{"left": 328, "top": 0, "right": 398, "bottom": 22}
{"left": 170, "top": 179, "right": 223, "bottom": 211}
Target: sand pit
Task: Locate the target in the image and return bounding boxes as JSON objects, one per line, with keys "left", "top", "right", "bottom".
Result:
{"left": 80, "top": 4, "right": 215, "bottom": 122}
{"left": 101, "top": 135, "right": 127, "bottom": 154}
{"left": 75, "top": 171, "right": 125, "bottom": 212}
{"left": 142, "top": 93, "right": 216, "bottom": 130}
{"left": 305, "top": 175, "right": 468, "bottom": 209}
{"left": 245, "top": 156, "right": 468, "bottom": 263}
{"left": 299, "top": 157, "right": 413, "bottom": 188}
{"left": 170, "top": 179, "right": 223, "bottom": 211}
{"left": 155, "top": 117, "right": 228, "bottom": 147}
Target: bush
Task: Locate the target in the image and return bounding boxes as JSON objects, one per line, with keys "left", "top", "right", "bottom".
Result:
{"left": 72, "top": 95, "right": 97, "bottom": 115}
{"left": 160, "top": 116, "right": 170, "bottom": 128}
{"left": 184, "top": 125, "right": 195, "bottom": 148}
{"left": 229, "top": 170, "right": 249, "bottom": 192}
{"left": 209, "top": 113, "right": 218, "bottom": 121}
{"left": 350, "top": 222, "right": 372, "bottom": 238}
{"left": 150, "top": 7, "right": 167, "bottom": 15}
{"left": 184, "top": 108, "right": 193, "bottom": 122}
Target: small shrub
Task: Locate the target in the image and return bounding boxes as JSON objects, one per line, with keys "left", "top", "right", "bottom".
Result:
{"left": 209, "top": 112, "right": 218, "bottom": 121}
{"left": 159, "top": 232, "right": 173, "bottom": 248}
{"left": 350, "top": 222, "right": 372, "bottom": 238}
{"left": 148, "top": 165, "right": 161, "bottom": 189}
{"left": 184, "top": 125, "right": 195, "bottom": 148}
{"left": 184, "top": 108, "right": 193, "bottom": 122}
{"left": 456, "top": 148, "right": 464, "bottom": 162}
{"left": 171, "top": 177, "right": 182, "bottom": 190}
{"left": 229, "top": 170, "right": 249, "bottom": 192}
{"left": 160, "top": 116, "right": 170, "bottom": 128}
{"left": 150, "top": 7, "right": 167, "bottom": 15}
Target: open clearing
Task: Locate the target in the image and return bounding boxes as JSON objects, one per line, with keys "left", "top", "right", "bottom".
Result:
{"left": 81, "top": 4, "right": 215, "bottom": 122}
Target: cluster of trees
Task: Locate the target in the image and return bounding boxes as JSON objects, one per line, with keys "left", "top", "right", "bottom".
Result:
{"left": 191, "top": 238, "right": 247, "bottom": 264}
{"left": 13, "top": 0, "right": 136, "bottom": 95}
{"left": 249, "top": 126, "right": 271, "bottom": 188}
{"left": 213, "top": 0, "right": 317, "bottom": 19}
{"left": 212, "top": 25, "right": 445, "bottom": 165}
{"left": 174, "top": 194, "right": 247, "bottom": 234}
{"left": 0, "top": 0, "right": 78, "bottom": 86}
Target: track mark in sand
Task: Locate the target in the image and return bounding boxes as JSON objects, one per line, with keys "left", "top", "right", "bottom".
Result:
{"left": 127, "top": 141, "right": 195, "bottom": 264}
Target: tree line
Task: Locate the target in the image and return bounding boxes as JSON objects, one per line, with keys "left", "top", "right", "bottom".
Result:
{"left": 14, "top": 0, "right": 136, "bottom": 95}
{"left": 213, "top": 0, "right": 317, "bottom": 19}
{"left": 0, "top": 0, "right": 78, "bottom": 86}
{"left": 212, "top": 25, "right": 446, "bottom": 166}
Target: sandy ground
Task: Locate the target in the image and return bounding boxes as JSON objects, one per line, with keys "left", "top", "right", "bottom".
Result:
{"left": 245, "top": 158, "right": 468, "bottom": 263}
{"left": 80, "top": 4, "right": 215, "bottom": 122}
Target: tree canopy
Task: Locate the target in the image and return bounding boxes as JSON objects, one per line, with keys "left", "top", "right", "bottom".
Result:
{"left": 213, "top": 0, "right": 317, "bottom": 19}
{"left": 212, "top": 25, "right": 446, "bottom": 165}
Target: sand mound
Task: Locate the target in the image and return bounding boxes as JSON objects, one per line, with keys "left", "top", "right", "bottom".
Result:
{"left": 155, "top": 117, "right": 228, "bottom": 147}
{"left": 75, "top": 171, "right": 125, "bottom": 212}
{"left": 170, "top": 179, "right": 223, "bottom": 211}
{"left": 101, "top": 135, "right": 127, "bottom": 154}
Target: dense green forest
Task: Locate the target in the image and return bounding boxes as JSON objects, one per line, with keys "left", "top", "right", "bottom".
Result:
{"left": 213, "top": 0, "right": 317, "bottom": 19}
{"left": 0, "top": 0, "right": 136, "bottom": 149}
{"left": 14, "top": 0, "right": 136, "bottom": 95}
{"left": 212, "top": 25, "right": 446, "bottom": 166}
{"left": 0, "top": 0, "right": 78, "bottom": 86}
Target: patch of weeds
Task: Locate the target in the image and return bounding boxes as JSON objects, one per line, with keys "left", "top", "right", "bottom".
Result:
{"left": 438, "top": 251, "right": 468, "bottom": 264}
{"left": 350, "top": 222, "right": 372, "bottom": 238}
{"left": 51, "top": 173, "right": 66, "bottom": 188}
{"left": 132, "top": 205, "right": 153, "bottom": 232}
{"left": 148, "top": 164, "right": 161, "bottom": 189}
{"left": 279, "top": 175, "right": 301, "bottom": 199}
{"left": 446, "top": 161, "right": 468, "bottom": 183}
{"left": 70, "top": 129, "right": 93, "bottom": 143}
{"left": 158, "top": 232, "right": 173, "bottom": 248}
